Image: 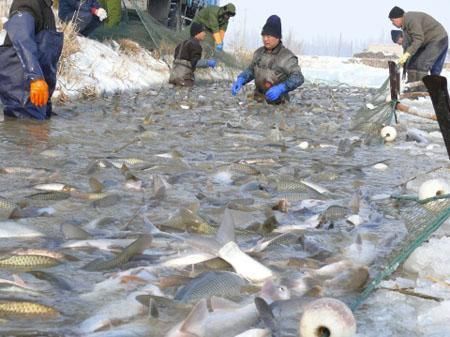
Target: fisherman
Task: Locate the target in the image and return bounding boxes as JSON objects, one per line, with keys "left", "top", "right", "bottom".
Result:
{"left": 192, "top": 3, "right": 236, "bottom": 52}
{"left": 231, "top": 15, "right": 304, "bottom": 104}
{"left": 169, "top": 22, "right": 217, "bottom": 87}
{"left": 0, "top": 0, "right": 63, "bottom": 120}
{"left": 58, "top": 0, "right": 107, "bottom": 37}
{"left": 391, "top": 29, "right": 414, "bottom": 82}
{"left": 389, "top": 6, "right": 448, "bottom": 85}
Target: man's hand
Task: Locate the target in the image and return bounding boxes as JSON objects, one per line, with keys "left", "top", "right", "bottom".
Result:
{"left": 30, "top": 79, "right": 49, "bottom": 107}
{"left": 95, "top": 8, "right": 108, "bottom": 21}
{"left": 397, "top": 52, "right": 411, "bottom": 66}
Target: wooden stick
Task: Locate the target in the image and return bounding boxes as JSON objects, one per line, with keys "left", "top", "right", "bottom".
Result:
{"left": 400, "top": 92, "right": 430, "bottom": 99}
{"left": 379, "top": 286, "right": 443, "bottom": 302}
{"left": 396, "top": 102, "right": 437, "bottom": 120}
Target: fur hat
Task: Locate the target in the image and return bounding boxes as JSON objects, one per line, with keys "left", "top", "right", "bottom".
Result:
{"left": 391, "top": 30, "right": 403, "bottom": 43}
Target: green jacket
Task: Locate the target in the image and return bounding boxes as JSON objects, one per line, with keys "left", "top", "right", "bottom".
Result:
{"left": 193, "top": 6, "right": 229, "bottom": 33}
{"left": 403, "top": 11, "right": 448, "bottom": 56}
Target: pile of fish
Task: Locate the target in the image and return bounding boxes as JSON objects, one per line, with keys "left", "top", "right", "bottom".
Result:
{"left": 0, "top": 81, "right": 446, "bottom": 336}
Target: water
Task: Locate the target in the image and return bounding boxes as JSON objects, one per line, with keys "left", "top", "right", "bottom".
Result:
{"left": 0, "top": 81, "right": 447, "bottom": 336}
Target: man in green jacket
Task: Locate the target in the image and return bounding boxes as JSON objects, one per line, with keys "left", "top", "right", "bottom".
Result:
{"left": 192, "top": 3, "right": 235, "bottom": 52}
{"left": 389, "top": 6, "right": 448, "bottom": 85}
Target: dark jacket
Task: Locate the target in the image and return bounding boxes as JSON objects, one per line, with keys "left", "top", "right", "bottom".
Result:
{"left": 169, "top": 38, "right": 210, "bottom": 86}
{"left": 0, "top": 0, "right": 63, "bottom": 119}
{"left": 174, "top": 37, "right": 203, "bottom": 69}
{"left": 58, "top": 0, "right": 100, "bottom": 21}
{"left": 238, "top": 42, "right": 304, "bottom": 100}
{"left": 4, "top": 0, "right": 56, "bottom": 46}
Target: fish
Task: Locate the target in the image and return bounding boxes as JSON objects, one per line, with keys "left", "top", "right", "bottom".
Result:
{"left": 406, "top": 128, "right": 429, "bottom": 144}
{"left": 0, "top": 254, "right": 62, "bottom": 272}
{"left": 0, "top": 299, "right": 59, "bottom": 318}
{"left": 167, "top": 281, "right": 289, "bottom": 337}
{"left": 91, "top": 194, "right": 121, "bottom": 208}
{"left": 89, "top": 177, "right": 104, "bottom": 193}
{"left": 28, "top": 271, "right": 73, "bottom": 291}
{"left": 174, "top": 271, "right": 247, "bottom": 303}
{"left": 317, "top": 205, "right": 350, "bottom": 229}
{"left": 163, "top": 208, "right": 216, "bottom": 234}
{"left": 82, "top": 234, "right": 152, "bottom": 271}
{"left": 31, "top": 183, "right": 76, "bottom": 192}
{"left": 222, "top": 163, "right": 261, "bottom": 176}
{"left": 0, "top": 276, "right": 44, "bottom": 295}
{"left": 0, "top": 166, "right": 50, "bottom": 176}
{"left": 0, "top": 197, "right": 20, "bottom": 219}
{"left": 61, "top": 223, "right": 92, "bottom": 240}
{"left": 25, "top": 191, "right": 71, "bottom": 201}
{"left": 0, "top": 221, "right": 44, "bottom": 238}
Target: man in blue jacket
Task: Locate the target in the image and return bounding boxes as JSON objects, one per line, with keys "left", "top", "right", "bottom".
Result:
{"left": 58, "top": 0, "right": 107, "bottom": 37}
{"left": 0, "top": 0, "right": 63, "bottom": 119}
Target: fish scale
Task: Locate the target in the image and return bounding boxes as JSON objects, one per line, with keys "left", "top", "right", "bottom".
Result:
{"left": 174, "top": 271, "right": 246, "bottom": 303}
{"left": 0, "top": 300, "right": 58, "bottom": 317}
{"left": 0, "top": 255, "right": 61, "bottom": 271}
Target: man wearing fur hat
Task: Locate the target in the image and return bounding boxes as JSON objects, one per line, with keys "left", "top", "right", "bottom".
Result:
{"left": 231, "top": 15, "right": 304, "bottom": 104}
{"left": 192, "top": 3, "right": 235, "bottom": 52}
{"left": 389, "top": 6, "right": 448, "bottom": 86}
{"left": 169, "top": 22, "right": 217, "bottom": 87}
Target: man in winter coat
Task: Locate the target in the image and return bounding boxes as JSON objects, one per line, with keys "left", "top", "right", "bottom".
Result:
{"left": 58, "top": 0, "right": 107, "bottom": 36}
{"left": 0, "top": 0, "right": 63, "bottom": 119}
{"left": 192, "top": 3, "right": 235, "bottom": 52}
{"left": 231, "top": 15, "right": 304, "bottom": 104}
{"left": 389, "top": 6, "right": 448, "bottom": 84}
{"left": 169, "top": 22, "right": 217, "bottom": 87}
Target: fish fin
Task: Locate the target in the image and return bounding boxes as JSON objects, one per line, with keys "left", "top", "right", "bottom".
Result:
{"left": 216, "top": 208, "right": 236, "bottom": 245}
{"left": 153, "top": 186, "right": 166, "bottom": 200}
{"left": 254, "top": 297, "right": 278, "bottom": 333}
{"left": 12, "top": 274, "right": 27, "bottom": 287}
{"left": 180, "top": 299, "right": 209, "bottom": 333}
{"left": 149, "top": 298, "right": 159, "bottom": 319}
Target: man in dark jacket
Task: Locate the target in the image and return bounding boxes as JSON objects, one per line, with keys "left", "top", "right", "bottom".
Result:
{"left": 0, "top": 0, "right": 63, "bottom": 119}
{"left": 58, "top": 0, "right": 107, "bottom": 37}
{"left": 192, "top": 3, "right": 235, "bottom": 52}
{"left": 169, "top": 22, "right": 217, "bottom": 87}
{"left": 389, "top": 6, "right": 448, "bottom": 83}
{"left": 231, "top": 15, "right": 304, "bottom": 104}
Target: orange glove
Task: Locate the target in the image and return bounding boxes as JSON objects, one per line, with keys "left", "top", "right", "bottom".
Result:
{"left": 30, "top": 79, "right": 49, "bottom": 107}
{"left": 212, "top": 31, "right": 222, "bottom": 45}
{"left": 219, "top": 29, "right": 225, "bottom": 42}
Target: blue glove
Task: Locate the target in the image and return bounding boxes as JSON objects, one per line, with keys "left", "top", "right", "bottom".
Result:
{"left": 231, "top": 76, "right": 245, "bottom": 96}
{"left": 207, "top": 59, "right": 217, "bottom": 68}
{"left": 215, "top": 43, "right": 224, "bottom": 52}
{"left": 265, "top": 83, "right": 288, "bottom": 102}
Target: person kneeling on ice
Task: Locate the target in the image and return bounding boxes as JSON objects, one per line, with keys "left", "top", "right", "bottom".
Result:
{"left": 389, "top": 6, "right": 448, "bottom": 90}
{"left": 231, "top": 15, "right": 304, "bottom": 104}
{"left": 169, "top": 22, "right": 217, "bottom": 87}
{"left": 58, "top": 0, "right": 107, "bottom": 37}
{"left": 0, "top": 0, "right": 63, "bottom": 120}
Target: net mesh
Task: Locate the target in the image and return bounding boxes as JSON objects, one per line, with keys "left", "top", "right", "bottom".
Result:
{"left": 351, "top": 184, "right": 450, "bottom": 310}
{"left": 350, "top": 77, "right": 396, "bottom": 142}
{"left": 90, "top": 1, "right": 243, "bottom": 68}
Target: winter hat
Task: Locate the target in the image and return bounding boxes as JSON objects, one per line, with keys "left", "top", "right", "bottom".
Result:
{"left": 190, "top": 22, "right": 204, "bottom": 37}
{"left": 389, "top": 6, "right": 405, "bottom": 19}
{"left": 391, "top": 30, "right": 403, "bottom": 43}
{"left": 223, "top": 3, "right": 236, "bottom": 16}
{"left": 261, "top": 15, "right": 282, "bottom": 39}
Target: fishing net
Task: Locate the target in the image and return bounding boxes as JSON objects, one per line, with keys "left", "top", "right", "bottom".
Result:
{"left": 350, "top": 169, "right": 450, "bottom": 311}
{"left": 90, "top": 0, "right": 243, "bottom": 68}
{"left": 350, "top": 77, "right": 397, "bottom": 142}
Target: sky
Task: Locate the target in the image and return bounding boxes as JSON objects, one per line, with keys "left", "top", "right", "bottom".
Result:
{"left": 220, "top": 0, "right": 450, "bottom": 56}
